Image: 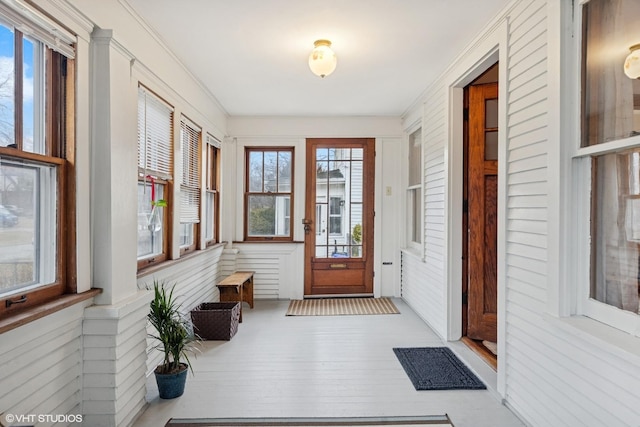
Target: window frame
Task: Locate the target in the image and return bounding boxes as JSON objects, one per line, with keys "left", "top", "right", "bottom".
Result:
{"left": 244, "top": 146, "right": 294, "bottom": 242}
{"left": 572, "top": 0, "right": 640, "bottom": 336}
{"left": 137, "top": 85, "right": 174, "bottom": 270}
{"left": 204, "top": 135, "right": 220, "bottom": 247}
{"left": 0, "top": 21, "right": 76, "bottom": 318}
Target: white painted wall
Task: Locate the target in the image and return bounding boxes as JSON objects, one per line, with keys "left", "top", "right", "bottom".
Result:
{"left": 400, "top": 0, "right": 640, "bottom": 426}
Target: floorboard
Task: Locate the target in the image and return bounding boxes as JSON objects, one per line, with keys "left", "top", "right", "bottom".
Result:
{"left": 132, "top": 299, "right": 524, "bottom": 427}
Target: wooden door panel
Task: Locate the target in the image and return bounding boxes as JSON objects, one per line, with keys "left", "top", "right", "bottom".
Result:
{"left": 483, "top": 174, "right": 498, "bottom": 315}
{"left": 467, "top": 83, "right": 498, "bottom": 343}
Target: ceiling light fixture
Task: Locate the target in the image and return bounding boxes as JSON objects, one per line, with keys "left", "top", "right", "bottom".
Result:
{"left": 624, "top": 43, "right": 640, "bottom": 79}
{"left": 308, "top": 39, "right": 337, "bottom": 78}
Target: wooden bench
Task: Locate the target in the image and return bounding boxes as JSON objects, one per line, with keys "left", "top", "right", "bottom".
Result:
{"left": 216, "top": 271, "right": 254, "bottom": 322}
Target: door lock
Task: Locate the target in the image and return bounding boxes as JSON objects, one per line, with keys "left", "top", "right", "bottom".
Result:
{"left": 302, "top": 218, "right": 312, "bottom": 234}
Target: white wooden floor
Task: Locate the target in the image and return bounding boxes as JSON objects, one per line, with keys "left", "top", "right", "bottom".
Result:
{"left": 132, "top": 299, "right": 525, "bottom": 427}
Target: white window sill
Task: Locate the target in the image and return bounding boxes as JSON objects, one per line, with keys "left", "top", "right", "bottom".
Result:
{"left": 401, "top": 247, "right": 425, "bottom": 262}
{"left": 543, "top": 313, "right": 640, "bottom": 364}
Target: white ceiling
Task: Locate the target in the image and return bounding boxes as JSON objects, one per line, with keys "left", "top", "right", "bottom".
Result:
{"left": 126, "top": 0, "right": 511, "bottom": 117}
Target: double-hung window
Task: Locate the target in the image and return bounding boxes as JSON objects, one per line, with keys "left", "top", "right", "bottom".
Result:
{"left": 407, "top": 128, "right": 423, "bottom": 249}
{"left": 577, "top": 0, "right": 640, "bottom": 334}
{"left": 137, "top": 86, "right": 173, "bottom": 269}
{"left": 0, "top": 8, "right": 75, "bottom": 316}
{"left": 204, "top": 134, "right": 220, "bottom": 246}
{"left": 245, "top": 147, "right": 293, "bottom": 241}
{"left": 179, "top": 117, "right": 200, "bottom": 254}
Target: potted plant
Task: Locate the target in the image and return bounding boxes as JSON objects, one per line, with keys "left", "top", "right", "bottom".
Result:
{"left": 147, "top": 280, "right": 199, "bottom": 399}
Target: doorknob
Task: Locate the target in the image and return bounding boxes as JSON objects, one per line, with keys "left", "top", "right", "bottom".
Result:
{"left": 302, "top": 218, "right": 312, "bottom": 234}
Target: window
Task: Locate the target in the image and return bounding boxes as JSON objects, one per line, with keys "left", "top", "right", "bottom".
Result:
{"left": 204, "top": 134, "right": 220, "bottom": 246}
{"left": 179, "top": 117, "right": 200, "bottom": 254}
{"left": 407, "top": 128, "right": 422, "bottom": 247}
{"left": 0, "top": 12, "right": 75, "bottom": 315}
{"left": 245, "top": 147, "right": 293, "bottom": 241}
{"left": 578, "top": 0, "right": 640, "bottom": 333}
{"left": 137, "top": 86, "right": 173, "bottom": 269}
{"left": 329, "top": 196, "right": 343, "bottom": 235}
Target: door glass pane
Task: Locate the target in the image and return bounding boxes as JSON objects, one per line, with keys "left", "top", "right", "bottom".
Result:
{"left": 315, "top": 146, "right": 365, "bottom": 259}
{"left": 315, "top": 245, "right": 328, "bottom": 258}
{"left": 315, "top": 203, "right": 326, "bottom": 244}
{"left": 350, "top": 206, "right": 363, "bottom": 258}
{"left": 351, "top": 161, "right": 363, "bottom": 203}
{"left": 485, "top": 98, "right": 498, "bottom": 129}
{"left": 485, "top": 131, "right": 498, "bottom": 161}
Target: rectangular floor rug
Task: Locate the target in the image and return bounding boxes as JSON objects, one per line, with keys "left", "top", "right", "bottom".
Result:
{"left": 165, "top": 415, "right": 454, "bottom": 426}
{"left": 286, "top": 298, "right": 399, "bottom": 316}
{"left": 393, "top": 347, "right": 486, "bottom": 391}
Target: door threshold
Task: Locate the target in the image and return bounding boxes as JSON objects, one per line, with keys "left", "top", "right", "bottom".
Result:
{"left": 461, "top": 336, "right": 497, "bottom": 371}
{"left": 304, "top": 293, "right": 374, "bottom": 299}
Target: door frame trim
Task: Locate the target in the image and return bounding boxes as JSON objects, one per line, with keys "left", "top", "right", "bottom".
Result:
{"left": 442, "top": 19, "right": 508, "bottom": 397}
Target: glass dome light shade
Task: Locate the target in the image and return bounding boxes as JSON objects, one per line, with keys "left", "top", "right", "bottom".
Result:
{"left": 624, "top": 44, "right": 640, "bottom": 79}
{"left": 308, "top": 39, "right": 337, "bottom": 78}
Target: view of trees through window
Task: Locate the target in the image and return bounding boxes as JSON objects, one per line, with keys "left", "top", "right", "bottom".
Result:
{"left": 246, "top": 148, "right": 293, "bottom": 239}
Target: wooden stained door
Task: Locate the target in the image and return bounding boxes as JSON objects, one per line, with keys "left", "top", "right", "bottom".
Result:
{"left": 466, "top": 82, "right": 498, "bottom": 343}
{"left": 304, "top": 138, "right": 375, "bottom": 296}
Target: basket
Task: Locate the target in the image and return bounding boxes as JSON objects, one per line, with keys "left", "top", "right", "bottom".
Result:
{"left": 190, "top": 302, "right": 240, "bottom": 340}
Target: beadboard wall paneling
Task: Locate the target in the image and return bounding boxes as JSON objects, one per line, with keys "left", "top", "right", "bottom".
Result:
{"left": 137, "top": 245, "right": 225, "bottom": 376}
{"left": 0, "top": 301, "right": 92, "bottom": 426}
{"left": 83, "top": 291, "right": 151, "bottom": 427}
{"left": 400, "top": 250, "right": 446, "bottom": 339}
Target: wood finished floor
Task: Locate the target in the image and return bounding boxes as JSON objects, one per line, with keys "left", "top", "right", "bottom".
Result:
{"left": 133, "top": 299, "right": 525, "bottom": 427}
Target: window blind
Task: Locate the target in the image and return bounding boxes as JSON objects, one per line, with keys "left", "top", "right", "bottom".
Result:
{"left": 137, "top": 87, "right": 173, "bottom": 181}
{"left": 180, "top": 117, "right": 201, "bottom": 223}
